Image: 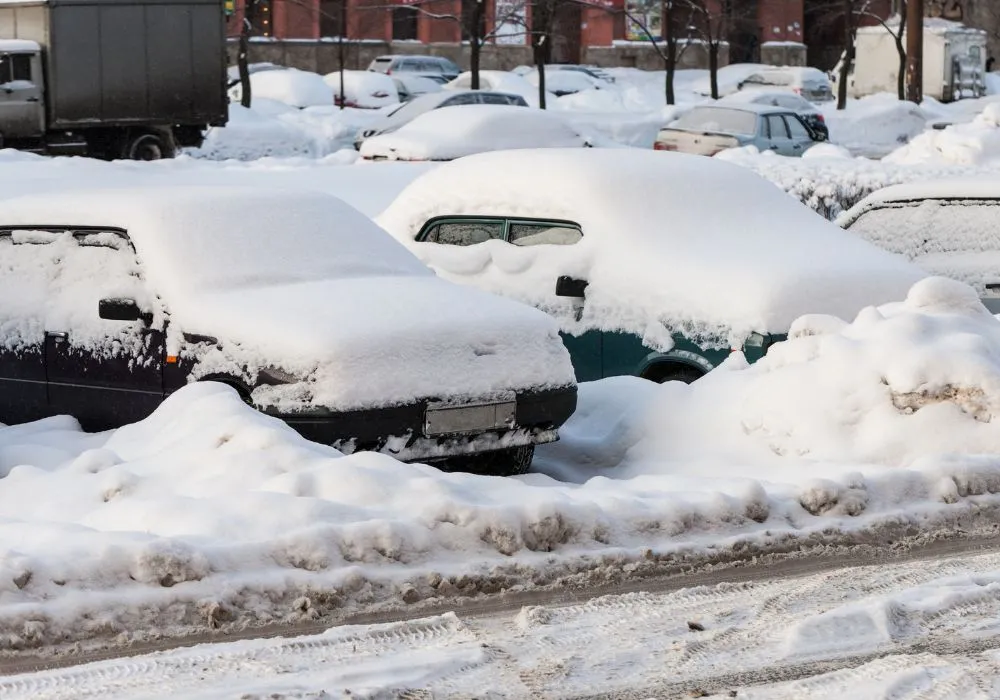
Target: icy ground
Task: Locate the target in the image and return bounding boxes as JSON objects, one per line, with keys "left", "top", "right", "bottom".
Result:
{"left": 7, "top": 545, "right": 1000, "bottom": 698}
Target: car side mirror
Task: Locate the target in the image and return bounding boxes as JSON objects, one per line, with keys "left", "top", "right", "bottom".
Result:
{"left": 555, "top": 276, "right": 589, "bottom": 298}
{"left": 99, "top": 298, "right": 143, "bottom": 322}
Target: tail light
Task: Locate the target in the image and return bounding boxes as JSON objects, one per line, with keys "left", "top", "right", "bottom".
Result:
{"left": 793, "top": 87, "right": 802, "bottom": 95}
{"left": 653, "top": 142, "right": 676, "bottom": 151}
{"left": 816, "top": 114, "right": 825, "bottom": 123}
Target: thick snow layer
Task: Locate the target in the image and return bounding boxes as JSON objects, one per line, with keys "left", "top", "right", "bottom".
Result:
{"left": 0, "top": 187, "right": 574, "bottom": 410}
{"left": 886, "top": 103, "right": 1000, "bottom": 165}
{"left": 323, "top": 70, "right": 399, "bottom": 109}
{"left": 691, "top": 63, "right": 777, "bottom": 96}
{"left": 446, "top": 71, "right": 550, "bottom": 106}
{"left": 229, "top": 68, "right": 334, "bottom": 109}
{"left": 524, "top": 68, "right": 601, "bottom": 95}
{"left": 821, "top": 94, "right": 930, "bottom": 158}
{"left": 377, "top": 148, "right": 923, "bottom": 344}
{"left": 0, "top": 39, "right": 39, "bottom": 52}
{"left": 359, "top": 105, "right": 588, "bottom": 161}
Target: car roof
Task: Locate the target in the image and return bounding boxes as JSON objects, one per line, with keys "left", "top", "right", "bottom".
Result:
{"left": 690, "top": 102, "right": 791, "bottom": 115}
{"left": 838, "top": 178, "right": 1000, "bottom": 227}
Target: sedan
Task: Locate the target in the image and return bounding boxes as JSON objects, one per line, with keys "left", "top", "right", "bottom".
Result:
{"left": 654, "top": 104, "right": 819, "bottom": 157}
{"left": 721, "top": 90, "right": 829, "bottom": 141}
{"left": 0, "top": 186, "right": 578, "bottom": 475}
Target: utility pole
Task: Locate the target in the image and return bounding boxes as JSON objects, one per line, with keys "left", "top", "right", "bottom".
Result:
{"left": 338, "top": 0, "right": 347, "bottom": 109}
{"left": 905, "top": 0, "right": 923, "bottom": 102}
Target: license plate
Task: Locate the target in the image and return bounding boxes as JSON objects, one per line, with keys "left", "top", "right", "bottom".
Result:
{"left": 424, "top": 400, "right": 517, "bottom": 436}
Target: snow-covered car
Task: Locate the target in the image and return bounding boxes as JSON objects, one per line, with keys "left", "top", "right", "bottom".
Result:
{"left": 353, "top": 90, "right": 529, "bottom": 150}
{"left": 368, "top": 54, "right": 461, "bottom": 82}
{"left": 445, "top": 71, "right": 550, "bottom": 106}
{"left": 737, "top": 67, "right": 835, "bottom": 104}
{"left": 838, "top": 179, "right": 1000, "bottom": 308}
{"left": 225, "top": 62, "right": 284, "bottom": 89}
{"left": 391, "top": 74, "right": 444, "bottom": 102}
{"left": 359, "top": 104, "right": 590, "bottom": 161}
{"left": 654, "top": 104, "right": 819, "bottom": 157}
{"left": 324, "top": 70, "right": 398, "bottom": 109}
{"left": 228, "top": 67, "right": 332, "bottom": 109}
{"left": 548, "top": 64, "right": 615, "bottom": 84}
{"left": 721, "top": 90, "right": 829, "bottom": 141}
{"left": 0, "top": 187, "right": 577, "bottom": 475}
{"left": 377, "top": 149, "right": 924, "bottom": 384}
{"left": 692, "top": 62, "right": 776, "bottom": 97}
{"left": 524, "top": 68, "right": 603, "bottom": 96}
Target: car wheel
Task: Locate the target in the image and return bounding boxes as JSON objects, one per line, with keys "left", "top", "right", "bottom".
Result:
{"left": 438, "top": 444, "right": 535, "bottom": 477}
{"left": 644, "top": 363, "right": 704, "bottom": 384}
{"left": 123, "top": 129, "right": 177, "bottom": 161}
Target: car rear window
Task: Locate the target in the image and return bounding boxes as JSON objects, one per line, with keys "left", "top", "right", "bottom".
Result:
{"left": 674, "top": 107, "right": 757, "bottom": 136}
{"left": 847, "top": 200, "right": 1000, "bottom": 256}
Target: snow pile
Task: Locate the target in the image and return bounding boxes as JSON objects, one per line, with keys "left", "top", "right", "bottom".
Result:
{"left": 988, "top": 72, "right": 1000, "bottom": 95}
{"left": 886, "top": 103, "right": 1000, "bottom": 165}
{"left": 228, "top": 68, "right": 334, "bottom": 109}
{"left": 821, "top": 94, "right": 930, "bottom": 158}
{"left": 623, "top": 277, "right": 1000, "bottom": 469}
{"left": 323, "top": 70, "right": 399, "bottom": 109}
{"left": 446, "top": 71, "right": 549, "bottom": 106}
{"left": 378, "top": 148, "right": 922, "bottom": 344}
{"left": 359, "top": 105, "right": 588, "bottom": 161}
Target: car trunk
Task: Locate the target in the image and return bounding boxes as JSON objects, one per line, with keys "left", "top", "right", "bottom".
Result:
{"left": 654, "top": 129, "right": 741, "bottom": 156}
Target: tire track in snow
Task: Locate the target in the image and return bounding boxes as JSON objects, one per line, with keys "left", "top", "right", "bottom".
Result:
{"left": 0, "top": 614, "right": 485, "bottom": 700}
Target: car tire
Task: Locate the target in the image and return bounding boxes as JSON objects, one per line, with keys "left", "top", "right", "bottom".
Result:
{"left": 644, "top": 363, "right": 704, "bottom": 385}
{"left": 439, "top": 444, "right": 535, "bottom": 477}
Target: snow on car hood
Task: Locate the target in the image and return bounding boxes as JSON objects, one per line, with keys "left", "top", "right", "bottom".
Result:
{"left": 178, "top": 275, "right": 574, "bottom": 411}
{"left": 378, "top": 149, "right": 926, "bottom": 347}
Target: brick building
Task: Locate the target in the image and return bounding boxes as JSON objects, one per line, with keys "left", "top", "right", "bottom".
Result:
{"left": 229, "top": 0, "right": 894, "bottom": 69}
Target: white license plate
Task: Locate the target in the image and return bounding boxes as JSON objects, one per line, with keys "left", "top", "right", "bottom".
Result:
{"left": 424, "top": 400, "right": 517, "bottom": 436}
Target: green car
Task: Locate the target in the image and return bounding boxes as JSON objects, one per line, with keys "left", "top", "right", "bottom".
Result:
{"left": 377, "top": 149, "right": 923, "bottom": 384}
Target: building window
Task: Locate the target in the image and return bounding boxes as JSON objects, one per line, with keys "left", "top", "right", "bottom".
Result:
{"left": 251, "top": 0, "right": 273, "bottom": 36}
{"left": 320, "top": 0, "right": 344, "bottom": 37}
{"left": 393, "top": 6, "right": 419, "bottom": 41}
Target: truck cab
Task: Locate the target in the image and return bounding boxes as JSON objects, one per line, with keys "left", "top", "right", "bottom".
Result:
{"left": 0, "top": 41, "right": 44, "bottom": 147}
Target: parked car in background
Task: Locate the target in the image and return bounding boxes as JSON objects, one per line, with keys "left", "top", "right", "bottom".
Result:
{"left": 737, "top": 67, "right": 834, "bottom": 103}
{"left": 359, "top": 105, "right": 589, "bottom": 161}
{"left": 523, "top": 68, "right": 604, "bottom": 96}
{"left": 368, "top": 55, "right": 461, "bottom": 81}
{"left": 226, "top": 62, "right": 285, "bottom": 89}
{"left": 324, "top": 70, "right": 398, "bottom": 109}
{"left": 838, "top": 179, "right": 1000, "bottom": 309}
{"left": 391, "top": 74, "right": 444, "bottom": 102}
{"left": 229, "top": 67, "right": 334, "bottom": 109}
{"left": 354, "top": 90, "right": 527, "bottom": 149}
{"left": 445, "top": 71, "right": 548, "bottom": 106}
{"left": 721, "top": 90, "right": 829, "bottom": 141}
{"left": 548, "top": 64, "right": 615, "bottom": 83}
{"left": 377, "top": 149, "right": 923, "bottom": 384}
{"left": 0, "top": 186, "right": 578, "bottom": 475}
{"left": 654, "top": 104, "right": 819, "bottom": 157}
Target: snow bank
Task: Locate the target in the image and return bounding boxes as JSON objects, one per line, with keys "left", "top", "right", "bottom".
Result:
{"left": 378, "top": 148, "right": 922, "bottom": 344}
{"left": 359, "top": 105, "right": 588, "bottom": 161}
{"left": 229, "top": 68, "right": 334, "bottom": 109}
{"left": 821, "top": 95, "right": 930, "bottom": 158}
{"left": 886, "top": 103, "right": 1000, "bottom": 165}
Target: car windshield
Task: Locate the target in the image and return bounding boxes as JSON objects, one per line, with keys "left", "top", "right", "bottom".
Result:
{"left": 848, "top": 200, "right": 1000, "bottom": 256}
{"left": 383, "top": 92, "right": 450, "bottom": 122}
{"left": 673, "top": 107, "right": 757, "bottom": 136}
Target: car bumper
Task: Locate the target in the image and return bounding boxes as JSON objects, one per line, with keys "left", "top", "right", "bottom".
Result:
{"left": 267, "top": 385, "right": 577, "bottom": 461}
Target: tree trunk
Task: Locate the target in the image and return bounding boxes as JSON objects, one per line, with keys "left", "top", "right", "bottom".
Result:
{"left": 337, "top": 0, "right": 347, "bottom": 109}
{"left": 470, "top": 0, "right": 482, "bottom": 90}
{"left": 538, "top": 61, "right": 547, "bottom": 109}
{"left": 237, "top": 1, "right": 255, "bottom": 108}
{"left": 665, "top": 59, "right": 676, "bottom": 105}
{"left": 895, "top": 2, "right": 908, "bottom": 101}
{"left": 837, "top": 0, "right": 853, "bottom": 110}
{"left": 709, "top": 42, "right": 719, "bottom": 99}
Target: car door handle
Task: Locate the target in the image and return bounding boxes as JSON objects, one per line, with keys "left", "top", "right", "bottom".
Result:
{"left": 46, "top": 331, "right": 68, "bottom": 342}
{"left": 26, "top": 97, "right": 39, "bottom": 102}
{"left": 986, "top": 283, "right": 1000, "bottom": 291}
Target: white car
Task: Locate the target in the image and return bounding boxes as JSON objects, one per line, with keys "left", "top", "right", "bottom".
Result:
{"left": 445, "top": 70, "right": 552, "bottom": 106}
{"left": 376, "top": 149, "right": 924, "bottom": 384}
{"left": 0, "top": 186, "right": 577, "bottom": 475}
{"left": 359, "top": 104, "right": 590, "bottom": 161}
{"left": 838, "top": 179, "right": 1000, "bottom": 308}
{"left": 323, "top": 70, "right": 398, "bottom": 109}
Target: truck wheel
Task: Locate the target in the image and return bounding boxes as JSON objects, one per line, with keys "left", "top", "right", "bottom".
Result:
{"left": 439, "top": 445, "right": 535, "bottom": 477}
{"left": 124, "top": 130, "right": 177, "bottom": 161}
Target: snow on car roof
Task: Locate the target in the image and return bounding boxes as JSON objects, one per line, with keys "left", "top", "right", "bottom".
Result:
{"left": 0, "top": 186, "right": 431, "bottom": 298}
{"left": 0, "top": 39, "right": 40, "bottom": 51}
{"left": 377, "top": 149, "right": 924, "bottom": 345}
{"left": 843, "top": 178, "right": 1000, "bottom": 210}
{"left": 687, "top": 102, "right": 791, "bottom": 115}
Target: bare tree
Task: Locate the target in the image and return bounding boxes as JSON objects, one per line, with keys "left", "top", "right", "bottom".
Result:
{"left": 236, "top": 0, "right": 260, "bottom": 108}
{"left": 683, "top": 0, "right": 754, "bottom": 99}
{"left": 615, "top": 0, "right": 698, "bottom": 105}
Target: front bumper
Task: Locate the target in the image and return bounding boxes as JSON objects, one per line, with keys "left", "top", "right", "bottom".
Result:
{"left": 269, "top": 385, "right": 577, "bottom": 461}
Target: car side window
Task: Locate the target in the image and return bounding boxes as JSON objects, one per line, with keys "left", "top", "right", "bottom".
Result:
{"left": 784, "top": 115, "right": 812, "bottom": 140}
{"left": 758, "top": 118, "right": 770, "bottom": 139}
{"left": 445, "top": 93, "right": 478, "bottom": 106}
{"left": 422, "top": 220, "right": 505, "bottom": 245}
{"left": 480, "top": 93, "right": 510, "bottom": 105}
{"left": 767, "top": 115, "right": 790, "bottom": 139}
{"left": 509, "top": 221, "right": 583, "bottom": 246}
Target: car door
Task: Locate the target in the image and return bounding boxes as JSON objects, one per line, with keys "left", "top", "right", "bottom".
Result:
{"left": 43, "top": 229, "right": 165, "bottom": 430}
{"left": 783, "top": 113, "right": 815, "bottom": 155}
{"left": 0, "top": 52, "right": 44, "bottom": 140}
{"left": 0, "top": 229, "right": 51, "bottom": 424}
{"left": 765, "top": 114, "right": 795, "bottom": 155}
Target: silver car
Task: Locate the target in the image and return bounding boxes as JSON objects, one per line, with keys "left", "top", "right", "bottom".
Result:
{"left": 654, "top": 104, "right": 819, "bottom": 157}
{"left": 354, "top": 89, "right": 528, "bottom": 150}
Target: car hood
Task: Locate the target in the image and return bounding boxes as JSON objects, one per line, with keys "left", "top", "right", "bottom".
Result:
{"left": 172, "top": 275, "right": 575, "bottom": 411}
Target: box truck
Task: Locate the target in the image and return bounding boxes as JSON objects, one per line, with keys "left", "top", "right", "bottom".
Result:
{"left": 832, "top": 19, "right": 987, "bottom": 102}
{"left": 0, "top": 0, "right": 227, "bottom": 159}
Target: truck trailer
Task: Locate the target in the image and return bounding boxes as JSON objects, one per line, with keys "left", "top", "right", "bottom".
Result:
{"left": 832, "top": 18, "right": 987, "bottom": 103}
{"left": 0, "top": 0, "right": 227, "bottom": 159}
